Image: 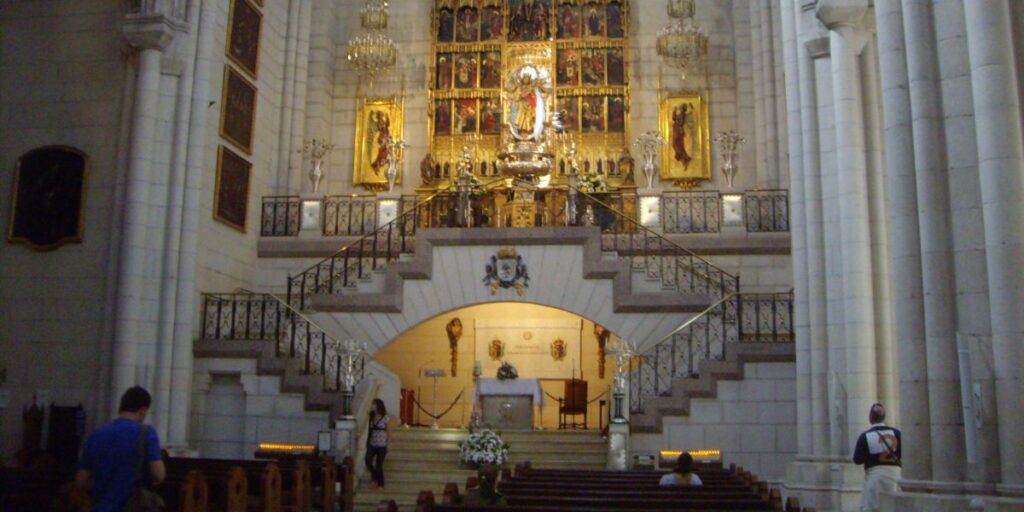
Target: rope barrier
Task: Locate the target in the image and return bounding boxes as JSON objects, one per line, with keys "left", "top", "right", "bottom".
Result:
{"left": 543, "top": 389, "right": 609, "bottom": 406}
{"left": 411, "top": 389, "right": 465, "bottom": 421}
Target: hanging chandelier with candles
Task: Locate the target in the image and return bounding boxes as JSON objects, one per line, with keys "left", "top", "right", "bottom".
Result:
{"left": 346, "top": 0, "right": 398, "bottom": 82}
{"left": 656, "top": 0, "right": 709, "bottom": 80}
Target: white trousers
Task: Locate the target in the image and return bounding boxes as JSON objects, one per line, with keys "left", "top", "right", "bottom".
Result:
{"left": 860, "top": 465, "right": 902, "bottom": 512}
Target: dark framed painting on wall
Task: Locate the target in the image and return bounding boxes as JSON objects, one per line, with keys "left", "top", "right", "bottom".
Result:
{"left": 226, "top": 0, "right": 262, "bottom": 78}
{"left": 214, "top": 145, "right": 252, "bottom": 232}
{"left": 220, "top": 66, "right": 257, "bottom": 155}
{"left": 7, "top": 146, "right": 87, "bottom": 250}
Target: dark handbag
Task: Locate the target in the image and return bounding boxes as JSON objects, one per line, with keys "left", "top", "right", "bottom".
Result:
{"left": 123, "top": 425, "right": 165, "bottom": 512}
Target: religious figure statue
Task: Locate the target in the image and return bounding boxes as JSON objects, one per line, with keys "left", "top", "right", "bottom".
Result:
{"left": 368, "top": 111, "right": 391, "bottom": 175}
{"left": 420, "top": 153, "right": 437, "bottom": 186}
{"left": 504, "top": 64, "right": 552, "bottom": 142}
{"left": 671, "top": 104, "right": 693, "bottom": 169}
{"left": 446, "top": 318, "right": 463, "bottom": 376}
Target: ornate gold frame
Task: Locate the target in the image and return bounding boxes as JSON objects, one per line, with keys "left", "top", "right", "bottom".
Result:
{"left": 353, "top": 96, "right": 405, "bottom": 191}
{"left": 226, "top": 0, "right": 262, "bottom": 79}
{"left": 7, "top": 145, "right": 88, "bottom": 250}
{"left": 219, "top": 66, "right": 258, "bottom": 155}
{"left": 213, "top": 145, "right": 252, "bottom": 232}
{"left": 658, "top": 91, "right": 711, "bottom": 186}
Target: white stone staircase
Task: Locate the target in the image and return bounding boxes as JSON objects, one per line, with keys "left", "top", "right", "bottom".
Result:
{"left": 353, "top": 428, "right": 608, "bottom": 512}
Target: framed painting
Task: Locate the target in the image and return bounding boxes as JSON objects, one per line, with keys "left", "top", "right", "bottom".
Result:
{"left": 659, "top": 93, "right": 711, "bottom": 183}
{"left": 354, "top": 97, "right": 404, "bottom": 190}
{"left": 7, "top": 146, "right": 87, "bottom": 250}
{"left": 226, "top": 0, "right": 262, "bottom": 78}
{"left": 214, "top": 145, "right": 252, "bottom": 232}
{"left": 220, "top": 66, "right": 257, "bottom": 154}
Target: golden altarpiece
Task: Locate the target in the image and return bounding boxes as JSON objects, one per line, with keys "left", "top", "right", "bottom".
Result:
{"left": 418, "top": 0, "right": 636, "bottom": 226}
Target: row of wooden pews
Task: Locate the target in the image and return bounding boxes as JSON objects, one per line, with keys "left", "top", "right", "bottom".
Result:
{"left": 380, "top": 462, "right": 819, "bottom": 512}
{"left": 0, "top": 455, "right": 354, "bottom": 512}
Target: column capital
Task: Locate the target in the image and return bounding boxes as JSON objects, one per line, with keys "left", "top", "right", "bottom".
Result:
{"left": 123, "top": 15, "right": 177, "bottom": 51}
{"left": 815, "top": 0, "right": 869, "bottom": 30}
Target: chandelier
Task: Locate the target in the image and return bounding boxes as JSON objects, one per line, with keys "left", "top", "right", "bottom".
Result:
{"left": 656, "top": 0, "right": 709, "bottom": 79}
{"left": 346, "top": 0, "right": 397, "bottom": 82}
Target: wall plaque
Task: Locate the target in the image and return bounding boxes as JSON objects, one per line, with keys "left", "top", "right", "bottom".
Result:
{"left": 227, "top": 0, "right": 262, "bottom": 78}
{"left": 220, "top": 66, "right": 257, "bottom": 154}
{"left": 214, "top": 145, "right": 252, "bottom": 232}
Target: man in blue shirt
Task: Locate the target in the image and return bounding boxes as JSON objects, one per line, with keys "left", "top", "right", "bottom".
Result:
{"left": 852, "top": 403, "right": 902, "bottom": 512}
{"left": 76, "top": 386, "right": 166, "bottom": 511}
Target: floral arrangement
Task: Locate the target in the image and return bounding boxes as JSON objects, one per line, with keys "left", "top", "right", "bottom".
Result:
{"left": 578, "top": 173, "right": 608, "bottom": 193}
{"left": 496, "top": 361, "right": 518, "bottom": 381}
{"left": 459, "top": 429, "right": 509, "bottom": 466}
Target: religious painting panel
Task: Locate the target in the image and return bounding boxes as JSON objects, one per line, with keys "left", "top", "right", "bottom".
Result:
{"left": 480, "top": 51, "right": 502, "bottom": 88}
{"left": 434, "top": 99, "right": 452, "bottom": 136}
{"left": 455, "top": 52, "right": 479, "bottom": 88}
{"left": 607, "top": 47, "right": 625, "bottom": 85}
{"left": 214, "top": 145, "right": 252, "bottom": 232}
{"left": 556, "top": 48, "right": 580, "bottom": 86}
{"left": 480, "top": 98, "right": 502, "bottom": 134}
{"left": 557, "top": 3, "right": 581, "bottom": 39}
{"left": 582, "top": 2, "right": 605, "bottom": 38}
{"left": 7, "top": 146, "right": 87, "bottom": 250}
{"left": 219, "top": 66, "right": 257, "bottom": 154}
{"left": 608, "top": 95, "right": 625, "bottom": 132}
{"left": 438, "top": 8, "right": 455, "bottom": 42}
{"left": 436, "top": 53, "right": 454, "bottom": 89}
{"left": 481, "top": 5, "right": 503, "bottom": 40}
{"left": 456, "top": 6, "right": 480, "bottom": 42}
{"left": 558, "top": 96, "right": 579, "bottom": 132}
{"left": 581, "top": 48, "right": 605, "bottom": 86}
{"left": 354, "top": 97, "right": 404, "bottom": 189}
{"left": 659, "top": 93, "right": 711, "bottom": 182}
{"left": 607, "top": 1, "right": 625, "bottom": 38}
{"left": 581, "top": 96, "right": 605, "bottom": 132}
{"left": 226, "top": 0, "right": 262, "bottom": 78}
{"left": 455, "top": 98, "right": 478, "bottom": 134}
{"left": 508, "top": 0, "right": 551, "bottom": 42}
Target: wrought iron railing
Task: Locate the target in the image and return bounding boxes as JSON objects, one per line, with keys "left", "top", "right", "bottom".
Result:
{"left": 322, "top": 195, "right": 379, "bottom": 236}
{"left": 261, "top": 196, "right": 301, "bottom": 237}
{"left": 628, "top": 290, "right": 794, "bottom": 414}
{"left": 662, "top": 191, "right": 722, "bottom": 233}
{"left": 744, "top": 189, "right": 790, "bottom": 232}
{"left": 200, "top": 291, "right": 365, "bottom": 392}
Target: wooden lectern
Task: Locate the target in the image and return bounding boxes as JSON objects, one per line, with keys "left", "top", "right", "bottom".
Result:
{"left": 558, "top": 379, "right": 588, "bottom": 430}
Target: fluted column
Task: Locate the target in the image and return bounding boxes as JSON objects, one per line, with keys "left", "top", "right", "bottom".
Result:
{"left": 964, "top": 0, "right": 1024, "bottom": 486}
{"left": 750, "top": 1, "right": 768, "bottom": 188}
{"left": 874, "top": 0, "right": 933, "bottom": 481}
{"left": 758, "top": 0, "right": 780, "bottom": 188}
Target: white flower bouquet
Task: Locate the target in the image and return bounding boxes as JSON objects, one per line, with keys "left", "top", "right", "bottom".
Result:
{"left": 459, "top": 429, "right": 510, "bottom": 466}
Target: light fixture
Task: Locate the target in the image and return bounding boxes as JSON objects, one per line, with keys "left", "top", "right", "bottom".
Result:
{"left": 346, "top": 0, "right": 398, "bottom": 83}
{"left": 656, "top": 0, "right": 709, "bottom": 80}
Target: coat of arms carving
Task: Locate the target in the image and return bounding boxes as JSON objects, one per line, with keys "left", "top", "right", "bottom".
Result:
{"left": 483, "top": 246, "right": 530, "bottom": 296}
{"left": 550, "top": 338, "right": 566, "bottom": 361}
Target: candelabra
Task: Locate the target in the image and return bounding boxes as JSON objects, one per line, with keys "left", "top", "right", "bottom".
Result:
{"left": 299, "top": 139, "right": 336, "bottom": 194}
{"left": 339, "top": 339, "right": 367, "bottom": 418}
{"left": 713, "top": 131, "right": 746, "bottom": 188}
{"left": 383, "top": 136, "right": 408, "bottom": 193}
{"left": 656, "top": 0, "right": 709, "bottom": 80}
{"left": 633, "top": 130, "right": 665, "bottom": 189}
{"left": 346, "top": 0, "right": 398, "bottom": 83}
{"left": 608, "top": 338, "right": 637, "bottom": 424}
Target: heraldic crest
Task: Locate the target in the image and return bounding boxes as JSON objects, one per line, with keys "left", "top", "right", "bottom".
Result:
{"left": 484, "top": 246, "right": 530, "bottom": 296}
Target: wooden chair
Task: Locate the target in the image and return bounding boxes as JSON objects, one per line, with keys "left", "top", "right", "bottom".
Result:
{"left": 558, "top": 379, "right": 588, "bottom": 430}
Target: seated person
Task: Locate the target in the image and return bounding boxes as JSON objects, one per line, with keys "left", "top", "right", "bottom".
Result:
{"left": 461, "top": 464, "right": 507, "bottom": 507}
{"left": 659, "top": 453, "right": 704, "bottom": 487}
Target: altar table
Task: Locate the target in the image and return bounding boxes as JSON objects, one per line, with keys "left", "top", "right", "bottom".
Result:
{"left": 473, "top": 378, "right": 543, "bottom": 430}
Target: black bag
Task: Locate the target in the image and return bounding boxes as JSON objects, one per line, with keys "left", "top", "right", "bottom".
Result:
{"left": 123, "top": 425, "right": 165, "bottom": 512}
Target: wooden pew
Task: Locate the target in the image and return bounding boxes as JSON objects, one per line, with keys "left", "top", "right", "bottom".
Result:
{"left": 156, "top": 469, "right": 209, "bottom": 512}
{"left": 165, "top": 457, "right": 282, "bottom": 512}
{"left": 0, "top": 466, "right": 78, "bottom": 511}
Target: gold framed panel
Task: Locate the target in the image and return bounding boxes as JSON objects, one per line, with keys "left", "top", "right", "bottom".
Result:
{"left": 353, "top": 97, "right": 404, "bottom": 191}
{"left": 219, "top": 66, "right": 257, "bottom": 155}
{"left": 659, "top": 92, "right": 711, "bottom": 184}
{"left": 226, "top": 0, "right": 262, "bottom": 79}
{"left": 214, "top": 145, "right": 252, "bottom": 233}
{"left": 7, "top": 145, "right": 88, "bottom": 250}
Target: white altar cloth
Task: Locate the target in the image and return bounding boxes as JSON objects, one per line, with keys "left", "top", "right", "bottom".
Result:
{"left": 473, "top": 378, "right": 544, "bottom": 407}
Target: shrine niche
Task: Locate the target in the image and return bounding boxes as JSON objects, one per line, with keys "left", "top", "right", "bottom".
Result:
{"left": 427, "top": 0, "right": 631, "bottom": 189}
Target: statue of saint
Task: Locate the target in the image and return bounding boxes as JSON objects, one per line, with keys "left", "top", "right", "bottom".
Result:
{"left": 504, "top": 65, "right": 552, "bottom": 141}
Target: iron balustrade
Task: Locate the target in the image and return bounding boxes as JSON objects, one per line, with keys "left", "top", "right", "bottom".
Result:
{"left": 628, "top": 290, "right": 794, "bottom": 414}
{"left": 261, "top": 196, "right": 301, "bottom": 237}
{"left": 662, "top": 191, "right": 723, "bottom": 233}
{"left": 744, "top": 189, "right": 790, "bottom": 232}
{"left": 322, "top": 195, "right": 379, "bottom": 236}
{"left": 200, "top": 292, "right": 365, "bottom": 392}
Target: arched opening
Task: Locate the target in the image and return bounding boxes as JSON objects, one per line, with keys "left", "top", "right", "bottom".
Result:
{"left": 372, "top": 302, "right": 621, "bottom": 430}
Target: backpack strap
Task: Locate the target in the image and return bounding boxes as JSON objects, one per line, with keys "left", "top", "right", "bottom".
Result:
{"left": 135, "top": 424, "right": 149, "bottom": 487}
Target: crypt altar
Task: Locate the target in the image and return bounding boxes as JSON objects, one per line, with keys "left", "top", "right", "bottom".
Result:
{"left": 473, "top": 378, "right": 544, "bottom": 430}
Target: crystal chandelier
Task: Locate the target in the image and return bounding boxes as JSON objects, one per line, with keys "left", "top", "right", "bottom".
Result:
{"left": 346, "top": 0, "right": 397, "bottom": 82}
{"left": 656, "top": 0, "right": 709, "bottom": 79}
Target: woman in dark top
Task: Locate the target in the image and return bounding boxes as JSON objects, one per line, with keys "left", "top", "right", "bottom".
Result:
{"left": 365, "top": 399, "right": 390, "bottom": 488}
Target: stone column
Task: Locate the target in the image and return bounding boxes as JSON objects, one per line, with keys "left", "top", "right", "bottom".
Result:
{"left": 758, "top": 0, "right": 780, "bottom": 188}
{"left": 874, "top": 0, "right": 933, "bottom": 481}
{"left": 818, "top": 3, "right": 879, "bottom": 452}
{"left": 750, "top": 1, "right": 768, "bottom": 188}
{"left": 779, "top": 0, "right": 812, "bottom": 455}
{"left": 112, "top": 22, "right": 174, "bottom": 405}
{"left": 902, "top": 0, "right": 967, "bottom": 481}
{"left": 963, "top": 0, "right": 1024, "bottom": 487}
